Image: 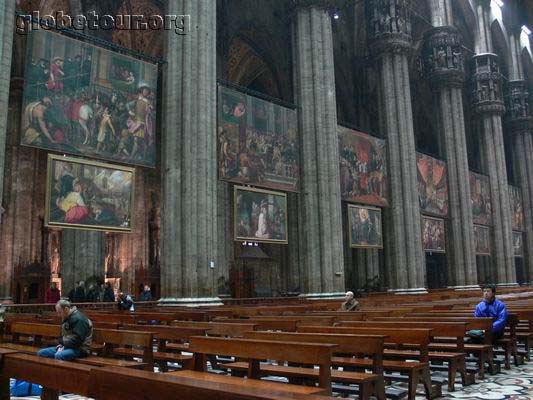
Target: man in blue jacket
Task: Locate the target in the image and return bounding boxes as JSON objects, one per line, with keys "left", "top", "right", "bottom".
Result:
{"left": 470, "top": 284, "right": 508, "bottom": 343}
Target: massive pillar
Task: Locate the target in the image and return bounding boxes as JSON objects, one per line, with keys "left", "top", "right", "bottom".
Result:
{"left": 472, "top": 0, "right": 515, "bottom": 284}
{"left": 506, "top": 24, "right": 533, "bottom": 282}
{"left": 61, "top": 230, "right": 105, "bottom": 295}
{"left": 0, "top": 2, "right": 15, "bottom": 228}
{"left": 160, "top": 0, "right": 219, "bottom": 302}
{"left": 291, "top": 1, "right": 345, "bottom": 295}
{"left": 422, "top": 2, "right": 477, "bottom": 287}
{"left": 366, "top": 0, "right": 425, "bottom": 290}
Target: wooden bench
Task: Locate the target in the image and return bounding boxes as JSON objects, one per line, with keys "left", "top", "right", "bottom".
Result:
{"left": 187, "top": 336, "right": 336, "bottom": 394}
{"left": 298, "top": 326, "right": 441, "bottom": 400}
{"left": 228, "top": 331, "right": 387, "bottom": 400}
{"left": 212, "top": 318, "right": 298, "bottom": 331}
{"left": 90, "top": 366, "right": 335, "bottom": 399}
{"left": 338, "top": 320, "right": 474, "bottom": 391}
{"left": 115, "top": 324, "right": 209, "bottom": 370}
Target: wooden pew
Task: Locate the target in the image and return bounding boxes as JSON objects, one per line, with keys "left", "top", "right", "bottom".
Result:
{"left": 187, "top": 336, "right": 336, "bottom": 394}
{"left": 212, "top": 318, "right": 298, "bottom": 331}
{"left": 90, "top": 366, "right": 336, "bottom": 399}
{"left": 337, "top": 320, "right": 474, "bottom": 390}
{"left": 298, "top": 326, "right": 441, "bottom": 400}
{"left": 0, "top": 353, "right": 93, "bottom": 400}
{"left": 231, "top": 331, "right": 387, "bottom": 400}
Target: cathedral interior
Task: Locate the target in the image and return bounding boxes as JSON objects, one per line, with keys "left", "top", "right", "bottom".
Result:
{"left": 1, "top": 0, "right": 532, "bottom": 304}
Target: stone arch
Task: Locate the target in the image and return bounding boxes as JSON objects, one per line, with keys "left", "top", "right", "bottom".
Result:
{"left": 491, "top": 19, "right": 510, "bottom": 73}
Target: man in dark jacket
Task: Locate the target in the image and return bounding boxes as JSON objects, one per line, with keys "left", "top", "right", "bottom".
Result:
{"left": 338, "top": 291, "right": 360, "bottom": 311}
{"left": 37, "top": 300, "right": 93, "bottom": 360}
{"left": 117, "top": 292, "right": 134, "bottom": 311}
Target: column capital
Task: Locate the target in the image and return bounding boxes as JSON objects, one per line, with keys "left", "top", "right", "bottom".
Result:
{"left": 422, "top": 26, "right": 465, "bottom": 88}
{"left": 471, "top": 53, "right": 505, "bottom": 114}
{"left": 290, "top": 0, "right": 335, "bottom": 12}
{"left": 366, "top": 0, "right": 412, "bottom": 57}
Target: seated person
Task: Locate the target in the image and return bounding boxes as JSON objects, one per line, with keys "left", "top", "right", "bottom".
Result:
{"left": 339, "top": 290, "right": 360, "bottom": 311}
{"left": 37, "top": 300, "right": 92, "bottom": 361}
{"left": 117, "top": 291, "right": 135, "bottom": 311}
{"left": 469, "top": 284, "right": 508, "bottom": 343}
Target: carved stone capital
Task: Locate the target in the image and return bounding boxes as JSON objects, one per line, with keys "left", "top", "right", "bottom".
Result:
{"left": 511, "top": 116, "right": 533, "bottom": 136}
{"left": 366, "top": 0, "right": 412, "bottom": 56}
{"left": 471, "top": 53, "right": 505, "bottom": 114}
{"left": 290, "top": 0, "right": 335, "bottom": 12}
{"left": 422, "top": 26, "right": 465, "bottom": 87}
{"left": 506, "top": 80, "right": 530, "bottom": 120}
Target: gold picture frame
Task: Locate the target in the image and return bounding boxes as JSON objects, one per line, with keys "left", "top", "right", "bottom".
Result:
{"left": 233, "top": 185, "right": 288, "bottom": 244}
{"left": 347, "top": 204, "right": 383, "bottom": 249}
{"left": 45, "top": 154, "right": 135, "bottom": 232}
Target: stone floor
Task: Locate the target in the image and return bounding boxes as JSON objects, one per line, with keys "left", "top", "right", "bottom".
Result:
{"left": 10, "top": 358, "right": 533, "bottom": 399}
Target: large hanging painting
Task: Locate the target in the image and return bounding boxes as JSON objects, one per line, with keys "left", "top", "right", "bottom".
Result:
{"left": 509, "top": 185, "right": 525, "bottom": 231}
{"left": 348, "top": 204, "right": 383, "bottom": 248}
{"left": 417, "top": 153, "right": 448, "bottom": 217}
{"left": 22, "top": 30, "right": 158, "bottom": 167}
{"left": 474, "top": 225, "right": 491, "bottom": 256}
{"left": 421, "top": 216, "right": 446, "bottom": 253}
{"left": 469, "top": 172, "right": 492, "bottom": 226}
{"left": 218, "top": 86, "right": 299, "bottom": 192}
{"left": 338, "top": 126, "right": 388, "bottom": 207}
{"left": 233, "top": 186, "right": 288, "bottom": 244}
{"left": 513, "top": 231, "right": 524, "bottom": 257}
{"left": 46, "top": 154, "right": 135, "bottom": 232}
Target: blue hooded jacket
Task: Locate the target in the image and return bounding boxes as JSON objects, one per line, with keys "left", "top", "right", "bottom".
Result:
{"left": 474, "top": 298, "right": 508, "bottom": 335}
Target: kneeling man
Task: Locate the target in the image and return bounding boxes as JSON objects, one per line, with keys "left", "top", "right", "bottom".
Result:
{"left": 37, "top": 299, "right": 93, "bottom": 361}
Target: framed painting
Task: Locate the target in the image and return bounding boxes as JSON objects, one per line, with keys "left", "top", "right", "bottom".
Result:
{"left": 474, "top": 225, "right": 491, "bottom": 256}
{"left": 509, "top": 185, "right": 524, "bottom": 231}
{"left": 21, "top": 29, "right": 158, "bottom": 167}
{"left": 513, "top": 231, "right": 524, "bottom": 257}
{"left": 348, "top": 204, "right": 383, "bottom": 248}
{"left": 338, "top": 126, "right": 388, "bottom": 207}
{"left": 469, "top": 172, "right": 492, "bottom": 225}
{"left": 233, "top": 186, "right": 288, "bottom": 244}
{"left": 421, "top": 216, "right": 446, "bottom": 253}
{"left": 417, "top": 153, "right": 448, "bottom": 217}
{"left": 218, "top": 85, "right": 299, "bottom": 192}
{"left": 45, "top": 154, "right": 135, "bottom": 232}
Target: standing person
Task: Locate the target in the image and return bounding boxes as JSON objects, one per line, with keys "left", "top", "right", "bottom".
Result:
{"left": 37, "top": 300, "right": 92, "bottom": 361}
{"left": 85, "top": 284, "right": 98, "bottom": 302}
{"left": 139, "top": 285, "right": 152, "bottom": 301}
{"left": 103, "top": 282, "right": 115, "bottom": 302}
{"left": 44, "top": 282, "right": 61, "bottom": 304}
{"left": 469, "top": 285, "right": 508, "bottom": 343}
{"left": 73, "top": 280, "right": 86, "bottom": 303}
{"left": 338, "top": 291, "right": 360, "bottom": 311}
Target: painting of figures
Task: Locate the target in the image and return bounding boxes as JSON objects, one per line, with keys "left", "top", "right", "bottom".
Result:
{"left": 417, "top": 153, "right": 448, "bottom": 217}
{"left": 234, "top": 186, "right": 288, "bottom": 244}
{"left": 46, "top": 154, "right": 135, "bottom": 232}
{"left": 509, "top": 185, "right": 525, "bottom": 231}
{"left": 218, "top": 86, "right": 299, "bottom": 192}
{"left": 338, "top": 126, "right": 388, "bottom": 207}
{"left": 348, "top": 205, "right": 383, "bottom": 248}
{"left": 470, "top": 172, "right": 492, "bottom": 226}
{"left": 22, "top": 30, "right": 158, "bottom": 167}
{"left": 421, "top": 216, "right": 446, "bottom": 253}
{"left": 513, "top": 231, "right": 524, "bottom": 257}
{"left": 474, "top": 225, "right": 491, "bottom": 256}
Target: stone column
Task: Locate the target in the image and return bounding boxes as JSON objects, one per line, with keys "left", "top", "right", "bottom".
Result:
{"left": 291, "top": 0, "right": 345, "bottom": 296}
{"left": 472, "top": 0, "right": 515, "bottom": 284}
{"left": 507, "top": 82, "right": 533, "bottom": 282}
{"left": 0, "top": 2, "right": 15, "bottom": 228}
{"left": 61, "top": 230, "right": 105, "bottom": 295}
{"left": 422, "top": 17, "right": 477, "bottom": 286}
{"left": 366, "top": 0, "right": 425, "bottom": 290}
{"left": 160, "top": 0, "right": 219, "bottom": 303}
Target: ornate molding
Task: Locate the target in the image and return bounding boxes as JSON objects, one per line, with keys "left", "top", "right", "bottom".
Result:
{"left": 366, "top": 0, "right": 412, "bottom": 56}
{"left": 422, "top": 26, "right": 464, "bottom": 87}
{"left": 506, "top": 80, "right": 530, "bottom": 120}
{"left": 511, "top": 116, "right": 533, "bottom": 136}
{"left": 471, "top": 53, "right": 505, "bottom": 115}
